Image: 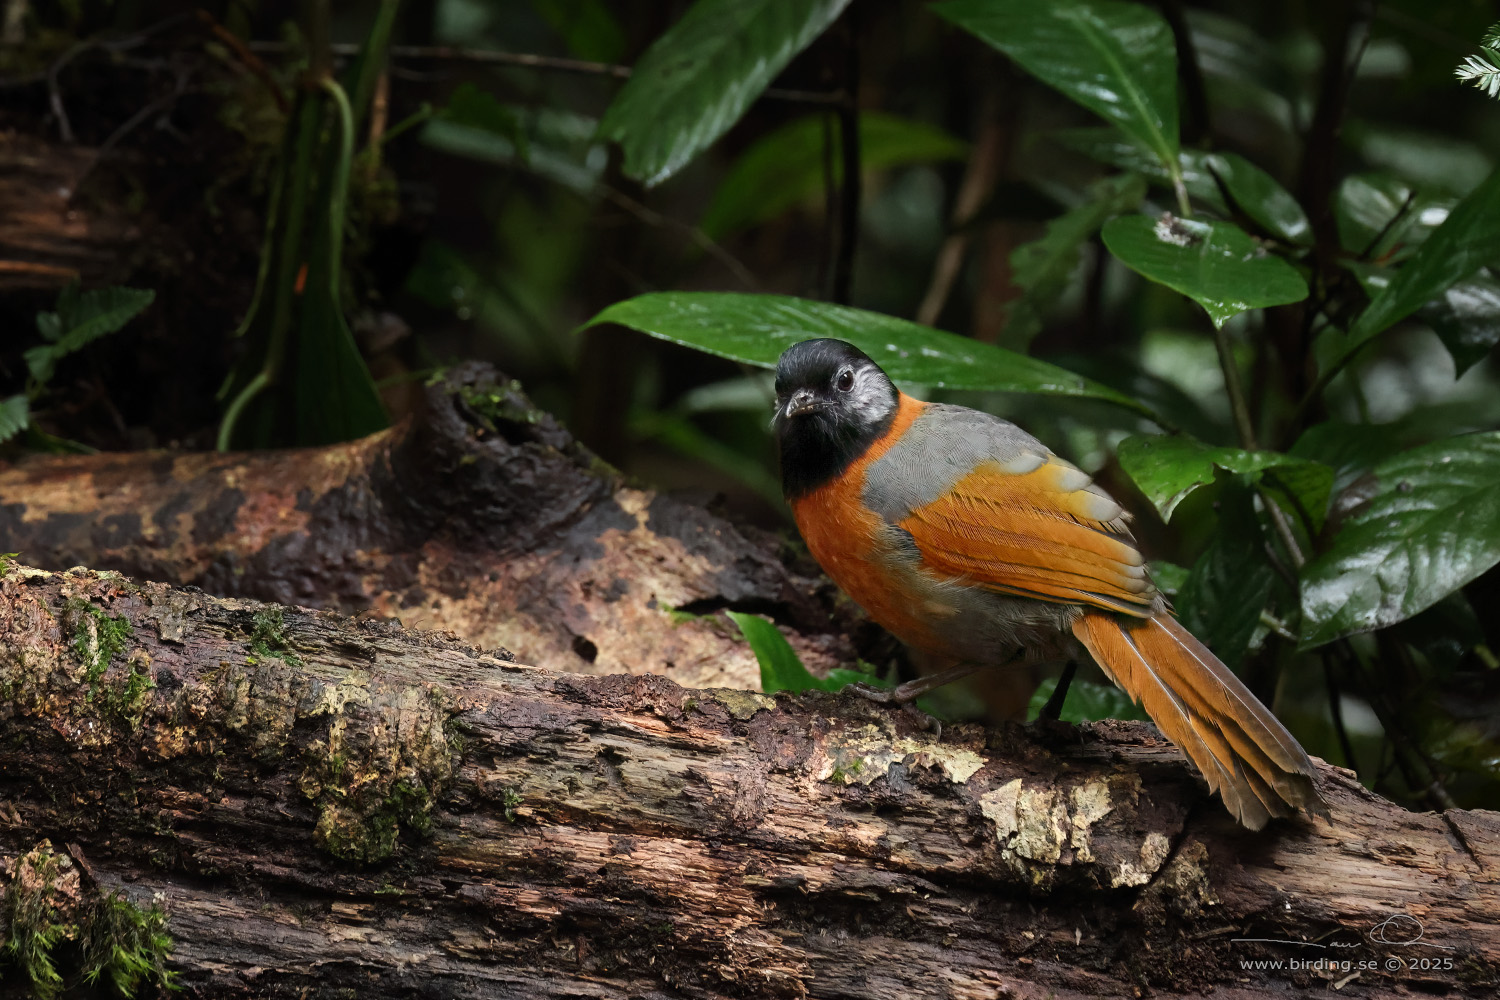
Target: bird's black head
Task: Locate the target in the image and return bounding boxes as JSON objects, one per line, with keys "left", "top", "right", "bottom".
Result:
{"left": 773, "top": 338, "right": 899, "bottom": 500}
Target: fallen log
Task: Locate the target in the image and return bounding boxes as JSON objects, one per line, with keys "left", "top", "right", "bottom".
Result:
{"left": 0, "top": 563, "right": 1494, "bottom": 998}
{"left": 0, "top": 363, "right": 869, "bottom": 692}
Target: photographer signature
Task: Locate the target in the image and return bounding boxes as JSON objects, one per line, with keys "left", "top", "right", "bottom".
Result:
{"left": 1231, "top": 912, "right": 1454, "bottom": 952}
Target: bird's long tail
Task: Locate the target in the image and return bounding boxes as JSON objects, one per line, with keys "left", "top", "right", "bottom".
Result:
{"left": 1071, "top": 611, "right": 1327, "bottom": 830}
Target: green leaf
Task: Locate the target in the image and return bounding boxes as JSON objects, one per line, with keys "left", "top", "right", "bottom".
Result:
{"left": 1334, "top": 173, "right": 1452, "bottom": 259}
{"left": 1417, "top": 273, "right": 1500, "bottom": 375}
{"left": 1101, "top": 214, "right": 1308, "bottom": 328}
{"left": 423, "top": 106, "right": 604, "bottom": 194}
{"left": 598, "top": 0, "right": 852, "bottom": 186}
{"left": 529, "top": 0, "right": 626, "bottom": 62}
{"left": 1004, "top": 173, "right": 1146, "bottom": 348}
{"left": 1300, "top": 432, "right": 1500, "bottom": 648}
{"left": 1116, "top": 433, "right": 1329, "bottom": 521}
{"left": 1025, "top": 676, "right": 1148, "bottom": 723}
{"left": 727, "top": 610, "right": 826, "bottom": 694}
{"left": 700, "top": 112, "right": 968, "bottom": 239}
{"left": 1052, "top": 132, "right": 1308, "bottom": 244}
{"left": 583, "top": 292, "right": 1157, "bottom": 419}
{"left": 1204, "top": 151, "right": 1310, "bottom": 245}
{"left": 1348, "top": 164, "right": 1500, "bottom": 348}
{"left": 1176, "top": 484, "right": 1275, "bottom": 668}
{"left": 935, "top": 0, "right": 1180, "bottom": 190}
{"left": 27, "top": 286, "right": 155, "bottom": 384}
{"left": 1290, "top": 421, "right": 1405, "bottom": 493}
{"left": 0, "top": 394, "right": 29, "bottom": 444}
{"left": 440, "top": 82, "right": 527, "bottom": 156}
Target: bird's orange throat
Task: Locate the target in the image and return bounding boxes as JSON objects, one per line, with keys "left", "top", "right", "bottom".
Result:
{"left": 788, "top": 393, "right": 934, "bottom": 643}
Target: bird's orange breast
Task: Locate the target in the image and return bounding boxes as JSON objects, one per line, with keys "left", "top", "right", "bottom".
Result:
{"left": 788, "top": 393, "right": 942, "bottom": 647}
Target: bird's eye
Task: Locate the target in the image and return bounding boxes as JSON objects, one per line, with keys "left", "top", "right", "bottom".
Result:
{"left": 835, "top": 368, "right": 855, "bottom": 392}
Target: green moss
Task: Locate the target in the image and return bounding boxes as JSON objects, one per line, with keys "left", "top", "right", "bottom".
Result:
{"left": 501, "top": 787, "right": 523, "bottom": 823}
{"left": 67, "top": 599, "right": 133, "bottom": 686}
{"left": 317, "top": 803, "right": 399, "bottom": 865}
{"left": 80, "top": 892, "right": 178, "bottom": 997}
{"left": 315, "top": 779, "right": 435, "bottom": 865}
{"left": 0, "top": 552, "right": 18, "bottom": 576}
{"left": 93, "top": 653, "right": 155, "bottom": 729}
{"left": 248, "top": 606, "right": 300, "bottom": 666}
{"left": 2, "top": 844, "right": 73, "bottom": 998}
{"left": 0, "top": 842, "right": 175, "bottom": 998}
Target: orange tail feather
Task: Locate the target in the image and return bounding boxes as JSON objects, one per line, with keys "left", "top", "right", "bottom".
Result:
{"left": 1071, "top": 611, "right": 1327, "bottom": 830}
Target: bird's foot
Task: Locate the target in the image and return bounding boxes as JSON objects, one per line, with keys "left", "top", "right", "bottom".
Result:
{"left": 844, "top": 681, "right": 945, "bottom": 739}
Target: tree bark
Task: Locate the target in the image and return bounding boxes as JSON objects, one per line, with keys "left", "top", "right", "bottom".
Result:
{"left": 0, "top": 363, "right": 872, "bottom": 693}
{"left": 0, "top": 564, "right": 1495, "bottom": 998}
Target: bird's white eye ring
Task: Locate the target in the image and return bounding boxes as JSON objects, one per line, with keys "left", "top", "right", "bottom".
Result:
{"left": 835, "top": 368, "right": 855, "bottom": 392}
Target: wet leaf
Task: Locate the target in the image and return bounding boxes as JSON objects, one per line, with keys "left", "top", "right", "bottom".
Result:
{"left": 584, "top": 292, "right": 1157, "bottom": 418}
{"left": 1417, "top": 273, "right": 1500, "bottom": 375}
{"left": 1101, "top": 214, "right": 1308, "bottom": 328}
{"left": 1300, "top": 432, "right": 1500, "bottom": 648}
{"left": 598, "top": 0, "right": 851, "bottom": 186}
{"left": 1116, "top": 433, "right": 1329, "bottom": 521}
{"left": 935, "top": 0, "right": 1180, "bottom": 185}
{"left": 1345, "top": 164, "right": 1500, "bottom": 353}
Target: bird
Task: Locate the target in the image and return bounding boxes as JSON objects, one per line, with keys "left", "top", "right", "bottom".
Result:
{"left": 772, "top": 337, "right": 1326, "bottom": 830}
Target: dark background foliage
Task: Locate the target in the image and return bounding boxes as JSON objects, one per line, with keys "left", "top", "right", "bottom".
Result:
{"left": 2, "top": 0, "right": 1498, "bottom": 813}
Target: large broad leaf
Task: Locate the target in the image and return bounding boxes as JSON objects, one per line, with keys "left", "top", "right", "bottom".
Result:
{"left": 1300, "top": 432, "right": 1500, "bottom": 648}
{"left": 935, "top": 0, "right": 1180, "bottom": 190}
{"left": 701, "top": 112, "right": 968, "bottom": 239}
{"left": 1176, "top": 484, "right": 1276, "bottom": 668}
{"left": 1345, "top": 164, "right": 1500, "bottom": 352}
{"left": 1116, "top": 433, "right": 1329, "bottom": 522}
{"left": 597, "top": 0, "right": 851, "bottom": 187}
{"left": 1417, "top": 273, "right": 1500, "bottom": 375}
{"left": 1004, "top": 173, "right": 1146, "bottom": 348}
{"left": 584, "top": 292, "right": 1157, "bottom": 418}
{"left": 1101, "top": 214, "right": 1308, "bottom": 328}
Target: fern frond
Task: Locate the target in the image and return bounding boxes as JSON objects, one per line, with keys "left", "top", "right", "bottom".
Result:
{"left": 1482, "top": 21, "right": 1500, "bottom": 51}
{"left": 1456, "top": 52, "right": 1500, "bottom": 99}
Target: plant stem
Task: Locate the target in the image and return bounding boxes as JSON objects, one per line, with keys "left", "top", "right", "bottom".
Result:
{"left": 1215, "top": 324, "right": 1306, "bottom": 566}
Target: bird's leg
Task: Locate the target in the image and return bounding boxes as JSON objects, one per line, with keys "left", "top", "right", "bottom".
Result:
{"left": 845, "top": 661, "right": 993, "bottom": 739}
{"left": 1037, "top": 660, "right": 1078, "bottom": 721}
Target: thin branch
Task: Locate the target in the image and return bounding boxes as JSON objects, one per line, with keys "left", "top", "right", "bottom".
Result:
{"left": 1159, "top": 0, "right": 1210, "bottom": 144}
{"left": 831, "top": 13, "right": 861, "bottom": 305}
{"left": 1215, "top": 324, "right": 1307, "bottom": 567}
{"left": 916, "top": 85, "right": 1007, "bottom": 327}
{"left": 602, "top": 188, "right": 758, "bottom": 291}
{"left": 1323, "top": 655, "right": 1358, "bottom": 771}
{"left": 243, "top": 41, "right": 845, "bottom": 105}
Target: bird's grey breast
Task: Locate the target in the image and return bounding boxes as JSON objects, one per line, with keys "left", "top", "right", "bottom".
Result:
{"left": 861, "top": 403, "right": 1050, "bottom": 523}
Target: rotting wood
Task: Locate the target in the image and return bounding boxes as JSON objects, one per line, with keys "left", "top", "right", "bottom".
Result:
{"left": 0, "top": 564, "right": 1495, "bottom": 999}
{"left": 0, "top": 362, "right": 874, "bottom": 693}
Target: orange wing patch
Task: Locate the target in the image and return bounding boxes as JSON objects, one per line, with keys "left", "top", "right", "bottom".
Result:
{"left": 900, "top": 458, "right": 1156, "bottom": 616}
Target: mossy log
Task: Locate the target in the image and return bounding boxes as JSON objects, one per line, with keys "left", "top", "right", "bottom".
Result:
{"left": 0, "top": 563, "right": 1496, "bottom": 999}
{"left": 0, "top": 363, "right": 870, "bottom": 694}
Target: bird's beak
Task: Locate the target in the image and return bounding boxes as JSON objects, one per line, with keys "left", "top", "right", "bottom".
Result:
{"left": 781, "top": 389, "right": 824, "bottom": 419}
